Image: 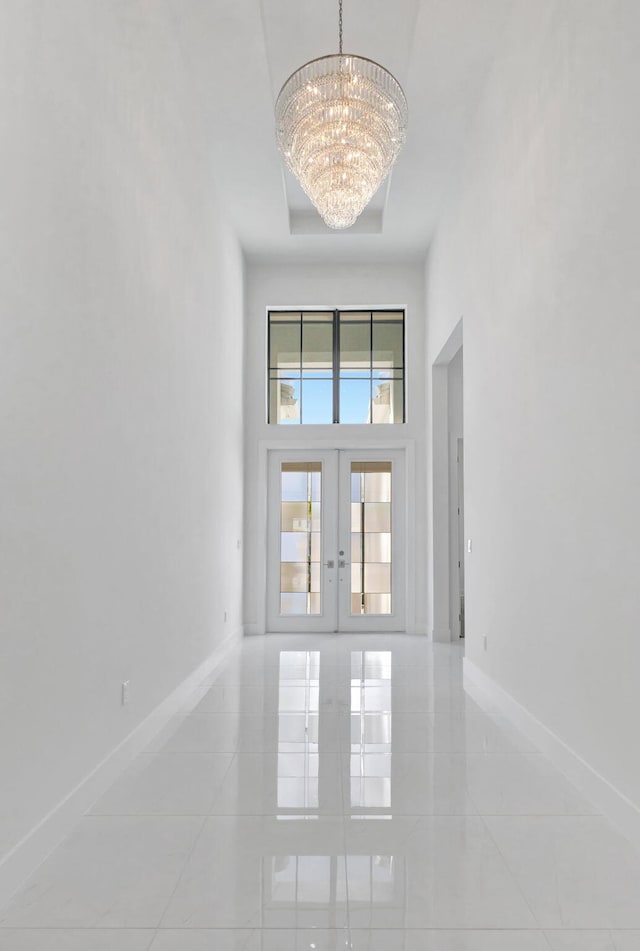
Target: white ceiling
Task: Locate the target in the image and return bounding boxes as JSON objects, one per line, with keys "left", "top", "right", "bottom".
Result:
{"left": 169, "top": 0, "right": 514, "bottom": 263}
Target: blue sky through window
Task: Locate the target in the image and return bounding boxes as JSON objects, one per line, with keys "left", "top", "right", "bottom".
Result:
{"left": 278, "top": 372, "right": 397, "bottom": 424}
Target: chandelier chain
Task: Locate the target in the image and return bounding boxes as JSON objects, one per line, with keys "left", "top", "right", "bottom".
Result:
{"left": 338, "top": 0, "right": 343, "bottom": 54}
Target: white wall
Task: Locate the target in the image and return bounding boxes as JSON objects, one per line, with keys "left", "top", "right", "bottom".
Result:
{"left": 244, "top": 262, "right": 426, "bottom": 634}
{"left": 0, "top": 0, "right": 244, "bottom": 865}
{"left": 426, "top": 0, "right": 640, "bottom": 809}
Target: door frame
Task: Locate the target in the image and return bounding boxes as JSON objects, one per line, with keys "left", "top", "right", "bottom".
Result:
{"left": 253, "top": 438, "right": 417, "bottom": 636}
{"left": 457, "top": 437, "right": 465, "bottom": 638}
{"left": 266, "top": 448, "right": 406, "bottom": 633}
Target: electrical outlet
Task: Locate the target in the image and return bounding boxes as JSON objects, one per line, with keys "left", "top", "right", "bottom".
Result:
{"left": 483, "top": 635, "right": 488, "bottom": 652}
{"left": 121, "top": 680, "right": 130, "bottom": 705}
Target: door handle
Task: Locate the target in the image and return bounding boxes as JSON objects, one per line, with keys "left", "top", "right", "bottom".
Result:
{"left": 324, "top": 560, "right": 335, "bottom": 568}
{"left": 339, "top": 559, "right": 349, "bottom": 568}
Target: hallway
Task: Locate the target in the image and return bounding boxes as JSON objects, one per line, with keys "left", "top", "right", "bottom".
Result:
{"left": 2, "top": 636, "right": 640, "bottom": 950}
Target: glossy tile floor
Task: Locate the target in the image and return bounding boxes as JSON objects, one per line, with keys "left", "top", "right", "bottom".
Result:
{"left": 2, "top": 635, "right": 640, "bottom": 950}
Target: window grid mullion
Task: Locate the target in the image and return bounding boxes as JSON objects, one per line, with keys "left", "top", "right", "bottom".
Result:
{"left": 369, "top": 311, "right": 373, "bottom": 425}
{"left": 298, "top": 314, "right": 303, "bottom": 424}
{"left": 333, "top": 309, "right": 340, "bottom": 424}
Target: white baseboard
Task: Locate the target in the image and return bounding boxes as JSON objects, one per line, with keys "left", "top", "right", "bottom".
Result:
{"left": 0, "top": 630, "right": 240, "bottom": 909}
{"left": 464, "top": 657, "right": 640, "bottom": 852}
{"left": 432, "top": 627, "right": 452, "bottom": 642}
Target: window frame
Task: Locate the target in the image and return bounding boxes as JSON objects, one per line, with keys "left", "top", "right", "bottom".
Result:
{"left": 267, "top": 308, "right": 406, "bottom": 425}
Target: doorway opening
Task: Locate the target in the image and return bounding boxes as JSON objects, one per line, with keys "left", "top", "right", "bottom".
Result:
{"left": 431, "top": 320, "right": 464, "bottom": 642}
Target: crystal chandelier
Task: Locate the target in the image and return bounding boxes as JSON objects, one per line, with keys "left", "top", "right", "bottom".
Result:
{"left": 275, "top": 0, "right": 408, "bottom": 230}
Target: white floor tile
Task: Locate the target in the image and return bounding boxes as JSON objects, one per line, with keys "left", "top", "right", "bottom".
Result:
{"left": 90, "top": 753, "right": 234, "bottom": 815}
{"left": 344, "top": 816, "right": 537, "bottom": 928}
{"left": 608, "top": 936, "right": 640, "bottom": 951}
{"left": 256, "top": 931, "right": 351, "bottom": 951}
{"left": 147, "top": 713, "right": 342, "bottom": 754}
{"left": 161, "top": 816, "right": 348, "bottom": 929}
{"left": 151, "top": 931, "right": 354, "bottom": 951}
{"left": 149, "top": 931, "right": 260, "bottom": 950}
{"left": 196, "top": 680, "right": 345, "bottom": 715}
{"left": 194, "top": 683, "right": 278, "bottom": 714}
{"left": 145, "top": 714, "right": 242, "bottom": 753}
{"left": 464, "top": 752, "right": 598, "bottom": 815}
{"left": 382, "top": 682, "right": 483, "bottom": 713}
{"left": 4, "top": 634, "right": 640, "bottom": 951}
{"left": 345, "top": 752, "right": 477, "bottom": 815}
{"left": 349, "top": 711, "right": 537, "bottom": 754}
{"left": 485, "top": 816, "right": 640, "bottom": 928}
{"left": 211, "top": 752, "right": 344, "bottom": 815}
{"left": 0, "top": 932, "right": 154, "bottom": 951}
{"left": 0, "top": 817, "right": 203, "bottom": 928}
{"left": 349, "top": 931, "right": 551, "bottom": 950}
{"left": 547, "top": 933, "right": 640, "bottom": 950}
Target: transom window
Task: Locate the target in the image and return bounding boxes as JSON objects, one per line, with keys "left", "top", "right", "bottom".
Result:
{"left": 268, "top": 309, "right": 405, "bottom": 425}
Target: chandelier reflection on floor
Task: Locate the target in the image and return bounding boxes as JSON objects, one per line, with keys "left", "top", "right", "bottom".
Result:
{"left": 275, "top": 0, "right": 408, "bottom": 230}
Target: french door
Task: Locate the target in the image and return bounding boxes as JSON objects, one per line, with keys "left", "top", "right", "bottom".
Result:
{"left": 267, "top": 449, "right": 406, "bottom": 632}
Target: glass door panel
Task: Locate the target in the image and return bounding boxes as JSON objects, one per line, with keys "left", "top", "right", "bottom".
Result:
{"left": 350, "top": 462, "right": 393, "bottom": 616}
{"left": 338, "top": 450, "right": 405, "bottom": 632}
{"left": 267, "top": 450, "right": 338, "bottom": 632}
{"left": 279, "top": 462, "right": 322, "bottom": 616}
